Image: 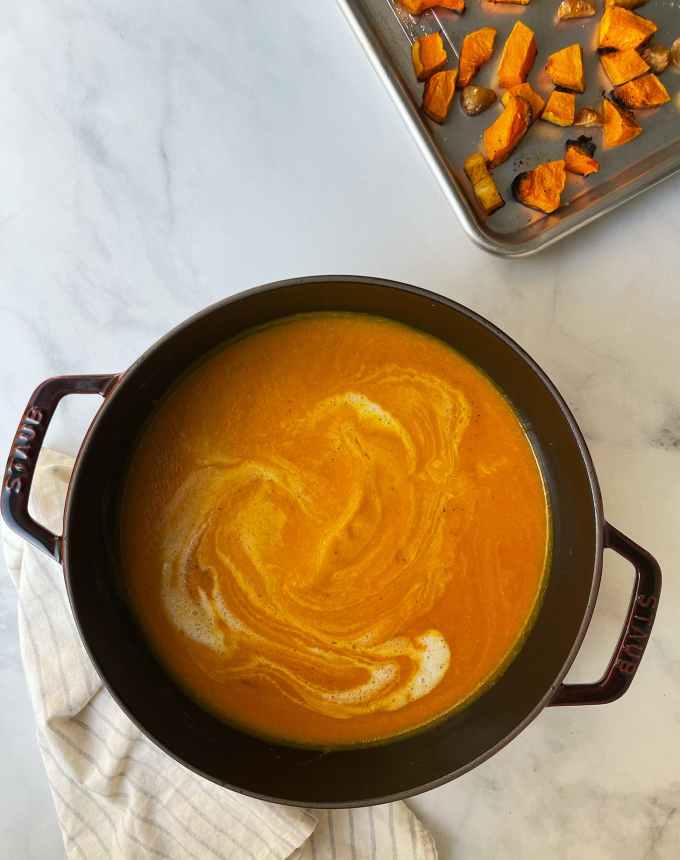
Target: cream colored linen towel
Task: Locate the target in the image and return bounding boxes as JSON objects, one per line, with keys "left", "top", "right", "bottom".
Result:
{"left": 2, "top": 450, "right": 437, "bottom": 860}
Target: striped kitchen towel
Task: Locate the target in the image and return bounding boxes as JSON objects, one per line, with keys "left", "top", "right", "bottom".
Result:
{"left": 2, "top": 450, "right": 437, "bottom": 860}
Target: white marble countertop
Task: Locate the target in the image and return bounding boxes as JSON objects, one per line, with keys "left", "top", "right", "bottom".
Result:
{"left": 1, "top": 2, "right": 678, "bottom": 858}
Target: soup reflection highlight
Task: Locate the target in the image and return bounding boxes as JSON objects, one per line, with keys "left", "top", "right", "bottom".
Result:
{"left": 121, "top": 314, "right": 549, "bottom": 745}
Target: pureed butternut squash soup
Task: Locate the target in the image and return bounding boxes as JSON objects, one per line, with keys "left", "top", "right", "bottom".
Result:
{"left": 120, "top": 313, "right": 549, "bottom": 747}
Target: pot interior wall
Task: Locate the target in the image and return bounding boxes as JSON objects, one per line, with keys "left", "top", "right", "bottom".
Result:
{"left": 64, "top": 280, "right": 601, "bottom": 806}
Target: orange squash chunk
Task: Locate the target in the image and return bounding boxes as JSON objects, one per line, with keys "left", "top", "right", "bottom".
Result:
{"left": 542, "top": 91, "right": 576, "bottom": 126}
{"left": 399, "top": 0, "right": 466, "bottom": 13}
{"left": 597, "top": 8, "right": 657, "bottom": 51}
{"left": 502, "top": 83, "right": 545, "bottom": 121}
{"left": 602, "top": 98, "right": 643, "bottom": 146}
{"left": 565, "top": 136, "right": 600, "bottom": 175}
{"left": 613, "top": 73, "right": 670, "bottom": 108}
{"left": 423, "top": 69, "right": 458, "bottom": 122}
{"left": 482, "top": 94, "right": 532, "bottom": 167}
{"left": 412, "top": 33, "right": 448, "bottom": 81}
{"left": 459, "top": 28, "right": 497, "bottom": 88}
{"left": 512, "top": 161, "right": 567, "bottom": 213}
{"left": 546, "top": 44, "right": 585, "bottom": 92}
{"left": 600, "top": 48, "right": 650, "bottom": 84}
{"left": 498, "top": 22, "right": 537, "bottom": 89}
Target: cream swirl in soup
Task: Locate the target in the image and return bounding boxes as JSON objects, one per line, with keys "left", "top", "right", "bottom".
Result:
{"left": 159, "top": 370, "right": 474, "bottom": 718}
{"left": 121, "top": 314, "right": 548, "bottom": 746}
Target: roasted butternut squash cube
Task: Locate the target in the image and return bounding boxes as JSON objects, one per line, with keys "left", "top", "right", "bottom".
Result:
{"left": 502, "top": 83, "right": 545, "bottom": 121}
{"left": 399, "top": 0, "right": 466, "bottom": 13}
{"left": 498, "top": 22, "right": 537, "bottom": 89}
{"left": 612, "top": 72, "right": 670, "bottom": 108}
{"left": 597, "top": 8, "right": 657, "bottom": 51}
{"left": 557, "top": 0, "right": 596, "bottom": 20}
{"left": 546, "top": 44, "right": 585, "bottom": 92}
{"left": 412, "top": 32, "right": 448, "bottom": 81}
{"left": 541, "top": 90, "right": 576, "bottom": 126}
{"left": 464, "top": 152, "right": 489, "bottom": 187}
{"left": 463, "top": 153, "right": 505, "bottom": 214}
{"left": 423, "top": 69, "right": 458, "bottom": 122}
{"left": 602, "top": 97, "right": 643, "bottom": 146}
{"left": 512, "top": 161, "right": 567, "bottom": 213}
{"left": 565, "top": 136, "right": 600, "bottom": 175}
{"left": 473, "top": 176, "right": 505, "bottom": 214}
{"left": 482, "top": 94, "right": 532, "bottom": 167}
{"left": 459, "top": 28, "right": 497, "bottom": 88}
{"left": 600, "top": 48, "right": 650, "bottom": 84}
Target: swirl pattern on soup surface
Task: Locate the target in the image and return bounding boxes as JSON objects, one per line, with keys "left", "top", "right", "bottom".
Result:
{"left": 121, "top": 314, "right": 548, "bottom": 745}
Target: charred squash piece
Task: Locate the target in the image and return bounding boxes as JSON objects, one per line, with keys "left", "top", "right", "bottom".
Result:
{"left": 464, "top": 153, "right": 505, "bottom": 214}
{"left": 602, "top": 97, "right": 643, "bottom": 146}
{"left": 600, "top": 48, "right": 650, "bottom": 85}
{"left": 605, "top": 0, "right": 647, "bottom": 9}
{"left": 541, "top": 90, "right": 576, "bottom": 126}
{"left": 512, "top": 160, "right": 567, "bottom": 214}
{"left": 546, "top": 44, "right": 585, "bottom": 92}
{"left": 399, "top": 0, "right": 466, "bottom": 14}
{"left": 557, "top": 0, "right": 596, "bottom": 20}
{"left": 482, "top": 94, "right": 532, "bottom": 167}
{"left": 597, "top": 8, "right": 657, "bottom": 51}
{"left": 459, "top": 28, "right": 497, "bottom": 88}
{"left": 612, "top": 72, "right": 670, "bottom": 108}
{"left": 565, "top": 136, "right": 600, "bottom": 175}
{"left": 423, "top": 69, "right": 458, "bottom": 122}
{"left": 412, "top": 32, "right": 448, "bottom": 81}
{"left": 502, "top": 83, "right": 545, "bottom": 122}
{"left": 498, "top": 22, "right": 537, "bottom": 89}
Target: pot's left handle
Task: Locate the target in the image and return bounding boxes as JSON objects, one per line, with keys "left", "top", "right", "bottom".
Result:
{"left": 1, "top": 374, "right": 119, "bottom": 563}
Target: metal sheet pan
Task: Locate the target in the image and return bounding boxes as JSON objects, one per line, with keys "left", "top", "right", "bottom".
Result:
{"left": 338, "top": 0, "right": 680, "bottom": 256}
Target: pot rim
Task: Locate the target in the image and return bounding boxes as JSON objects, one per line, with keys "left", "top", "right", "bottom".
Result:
{"left": 62, "top": 275, "right": 605, "bottom": 807}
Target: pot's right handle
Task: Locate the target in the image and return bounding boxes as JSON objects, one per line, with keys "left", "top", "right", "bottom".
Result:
{"left": 550, "top": 524, "right": 661, "bottom": 706}
{"left": 1, "top": 374, "right": 119, "bottom": 563}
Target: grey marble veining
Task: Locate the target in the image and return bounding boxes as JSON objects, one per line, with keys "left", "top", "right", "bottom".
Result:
{"left": 1, "top": 1, "right": 679, "bottom": 858}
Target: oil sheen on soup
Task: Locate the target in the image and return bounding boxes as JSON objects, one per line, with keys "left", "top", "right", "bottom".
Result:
{"left": 121, "top": 314, "right": 549, "bottom": 746}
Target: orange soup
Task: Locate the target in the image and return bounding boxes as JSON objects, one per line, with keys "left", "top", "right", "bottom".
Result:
{"left": 120, "top": 314, "right": 549, "bottom": 746}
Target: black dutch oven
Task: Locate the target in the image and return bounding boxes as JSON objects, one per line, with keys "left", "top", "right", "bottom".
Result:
{"left": 2, "top": 277, "right": 661, "bottom": 807}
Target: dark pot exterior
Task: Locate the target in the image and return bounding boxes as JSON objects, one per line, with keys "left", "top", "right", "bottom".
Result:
{"left": 2, "top": 277, "right": 661, "bottom": 807}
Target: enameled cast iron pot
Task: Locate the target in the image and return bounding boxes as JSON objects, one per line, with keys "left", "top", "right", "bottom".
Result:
{"left": 2, "top": 277, "right": 662, "bottom": 807}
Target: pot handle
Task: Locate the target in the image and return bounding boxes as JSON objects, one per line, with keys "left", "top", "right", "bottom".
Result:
{"left": 1, "top": 374, "right": 119, "bottom": 563}
{"left": 550, "top": 523, "right": 661, "bottom": 706}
